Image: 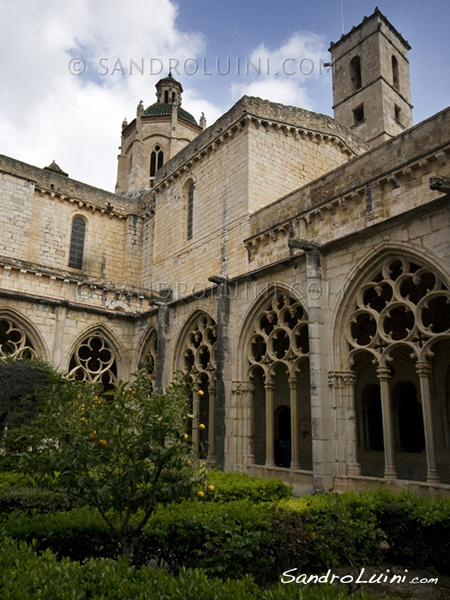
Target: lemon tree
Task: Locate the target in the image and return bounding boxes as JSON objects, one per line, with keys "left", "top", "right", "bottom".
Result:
{"left": 18, "top": 369, "right": 200, "bottom": 560}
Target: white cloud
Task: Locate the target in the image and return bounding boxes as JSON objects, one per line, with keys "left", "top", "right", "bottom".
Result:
{"left": 231, "top": 31, "right": 329, "bottom": 110}
{"left": 0, "top": 0, "right": 208, "bottom": 190}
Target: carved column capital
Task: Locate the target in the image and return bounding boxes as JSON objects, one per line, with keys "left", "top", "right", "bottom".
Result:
{"left": 231, "top": 382, "right": 243, "bottom": 395}
{"left": 377, "top": 366, "right": 391, "bottom": 382}
{"left": 241, "top": 382, "right": 255, "bottom": 394}
{"left": 264, "top": 379, "right": 275, "bottom": 391}
{"left": 416, "top": 361, "right": 432, "bottom": 379}
{"left": 288, "top": 377, "right": 298, "bottom": 389}
{"left": 328, "top": 370, "right": 356, "bottom": 388}
{"left": 232, "top": 381, "right": 256, "bottom": 395}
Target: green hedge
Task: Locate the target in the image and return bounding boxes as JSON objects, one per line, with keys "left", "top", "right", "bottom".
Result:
{"left": 377, "top": 492, "right": 450, "bottom": 574}
{"left": 0, "top": 471, "right": 34, "bottom": 489}
{"left": 0, "top": 537, "right": 383, "bottom": 600}
{"left": 199, "top": 469, "right": 293, "bottom": 502}
{"left": 0, "top": 486, "right": 74, "bottom": 516}
{"left": 1, "top": 507, "right": 119, "bottom": 562}
{"left": 0, "top": 471, "right": 75, "bottom": 516}
{"left": 2, "top": 487, "right": 449, "bottom": 582}
{"left": 280, "top": 488, "right": 450, "bottom": 574}
{"left": 136, "top": 500, "right": 274, "bottom": 581}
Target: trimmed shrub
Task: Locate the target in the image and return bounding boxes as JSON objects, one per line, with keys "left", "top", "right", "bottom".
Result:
{"left": 280, "top": 488, "right": 450, "bottom": 575}
{"left": 0, "top": 486, "right": 73, "bottom": 516}
{"left": 198, "top": 468, "right": 293, "bottom": 502}
{"left": 272, "top": 494, "right": 383, "bottom": 574}
{"left": 0, "top": 537, "right": 384, "bottom": 600}
{"left": 0, "top": 356, "right": 59, "bottom": 452}
{"left": 1, "top": 507, "right": 119, "bottom": 562}
{"left": 136, "top": 499, "right": 274, "bottom": 581}
{"left": 377, "top": 491, "right": 450, "bottom": 574}
{"left": 0, "top": 471, "right": 75, "bottom": 516}
{"left": 3, "top": 487, "right": 449, "bottom": 583}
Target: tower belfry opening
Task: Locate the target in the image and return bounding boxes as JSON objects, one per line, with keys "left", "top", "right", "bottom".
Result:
{"left": 115, "top": 73, "right": 203, "bottom": 194}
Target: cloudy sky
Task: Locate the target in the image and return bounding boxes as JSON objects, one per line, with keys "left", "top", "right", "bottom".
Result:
{"left": 1, "top": 0, "right": 449, "bottom": 191}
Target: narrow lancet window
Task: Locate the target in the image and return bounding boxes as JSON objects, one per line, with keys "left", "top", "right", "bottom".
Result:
{"left": 69, "top": 216, "right": 86, "bottom": 270}
{"left": 392, "top": 55, "right": 399, "bottom": 90}
{"left": 150, "top": 146, "right": 164, "bottom": 177}
{"left": 350, "top": 55, "right": 362, "bottom": 91}
{"left": 187, "top": 183, "right": 194, "bottom": 240}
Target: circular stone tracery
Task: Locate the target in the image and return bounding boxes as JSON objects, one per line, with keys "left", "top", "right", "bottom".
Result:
{"left": 348, "top": 258, "right": 450, "bottom": 363}
{"left": 68, "top": 334, "right": 118, "bottom": 390}
{"left": 181, "top": 314, "right": 217, "bottom": 382}
{"left": 247, "top": 294, "right": 309, "bottom": 374}
{"left": 0, "top": 318, "right": 36, "bottom": 359}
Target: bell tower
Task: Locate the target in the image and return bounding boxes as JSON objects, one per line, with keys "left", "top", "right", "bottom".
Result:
{"left": 155, "top": 72, "right": 182, "bottom": 105}
{"left": 329, "top": 7, "right": 413, "bottom": 146}
{"left": 115, "top": 74, "right": 204, "bottom": 194}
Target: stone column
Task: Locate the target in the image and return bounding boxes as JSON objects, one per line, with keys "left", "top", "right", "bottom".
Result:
{"left": 241, "top": 382, "right": 255, "bottom": 465}
{"left": 265, "top": 379, "right": 275, "bottom": 467}
{"left": 377, "top": 366, "right": 396, "bottom": 479}
{"left": 192, "top": 384, "right": 200, "bottom": 456}
{"left": 155, "top": 303, "right": 170, "bottom": 391}
{"left": 342, "top": 372, "right": 361, "bottom": 476}
{"left": 52, "top": 304, "right": 67, "bottom": 369}
{"left": 208, "top": 384, "right": 216, "bottom": 462}
{"left": 416, "top": 361, "right": 440, "bottom": 483}
{"left": 328, "top": 371, "right": 361, "bottom": 477}
{"left": 289, "top": 377, "right": 300, "bottom": 468}
{"left": 304, "top": 248, "right": 333, "bottom": 491}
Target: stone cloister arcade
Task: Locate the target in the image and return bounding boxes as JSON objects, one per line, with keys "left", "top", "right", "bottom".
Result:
{"left": 1, "top": 252, "right": 449, "bottom": 487}
{"left": 332, "top": 253, "right": 450, "bottom": 485}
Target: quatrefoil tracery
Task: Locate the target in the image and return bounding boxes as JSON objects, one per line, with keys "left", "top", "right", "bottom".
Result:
{"left": 68, "top": 334, "right": 118, "bottom": 389}
{"left": 348, "top": 258, "right": 450, "bottom": 364}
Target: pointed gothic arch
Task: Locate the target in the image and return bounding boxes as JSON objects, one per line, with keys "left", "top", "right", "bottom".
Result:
{"left": 332, "top": 249, "right": 450, "bottom": 484}
{"left": 66, "top": 324, "right": 125, "bottom": 392}
{"left": 0, "top": 308, "right": 49, "bottom": 361}
{"left": 174, "top": 309, "right": 217, "bottom": 459}
{"left": 136, "top": 325, "right": 158, "bottom": 387}
{"left": 235, "top": 284, "right": 312, "bottom": 470}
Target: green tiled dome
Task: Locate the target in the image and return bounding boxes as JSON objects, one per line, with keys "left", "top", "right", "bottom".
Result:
{"left": 144, "top": 103, "right": 198, "bottom": 125}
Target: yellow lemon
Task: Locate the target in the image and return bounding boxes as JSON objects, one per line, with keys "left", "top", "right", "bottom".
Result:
{"left": 197, "top": 390, "right": 204, "bottom": 396}
{"left": 199, "top": 423, "right": 206, "bottom": 430}
{"left": 88, "top": 432, "right": 98, "bottom": 441}
{"left": 207, "top": 485, "right": 215, "bottom": 492}
{"left": 185, "top": 460, "right": 192, "bottom": 468}
{"left": 183, "top": 433, "right": 189, "bottom": 440}
{"left": 99, "top": 439, "right": 108, "bottom": 447}
{"left": 197, "top": 491, "right": 205, "bottom": 499}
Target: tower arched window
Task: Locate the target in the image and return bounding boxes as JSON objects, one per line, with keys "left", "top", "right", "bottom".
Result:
{"left": 164, "top": 90, "right": 169, "bottom": 103}
{"left": 68, "top": 216, "right": 86, "bottom": 270}
{"left": 392, "top": 55, "right": 399, "bottom": 90}
{"left": 150, "top": 146, "right": 164, "bottom": 177}
{"left": 350, "top": 55, "right": 362, "bottom": 91}
{"left": 187, "top": 183, "right": 194, "bottom": 240}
